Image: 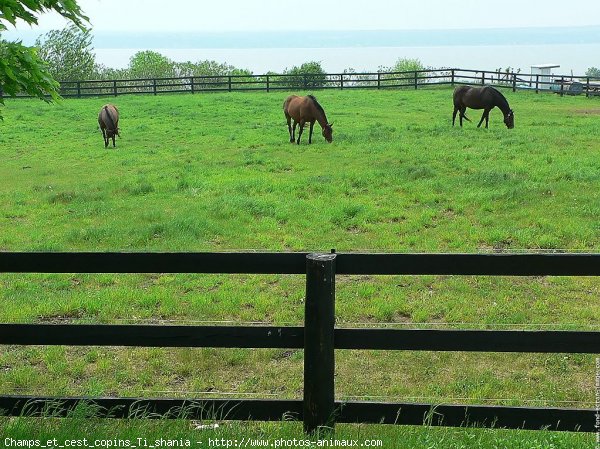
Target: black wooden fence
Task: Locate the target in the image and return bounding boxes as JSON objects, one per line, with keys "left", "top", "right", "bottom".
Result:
{"left": 0, "top": 251, "right": 599, "bottom": 433}
{"left": 11, "top": 68, "right": 600, "bottom": 99}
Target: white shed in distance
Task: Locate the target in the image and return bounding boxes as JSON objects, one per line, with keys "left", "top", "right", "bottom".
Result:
{"left": 531, "top": 64, "right": 560, "bottom": 86}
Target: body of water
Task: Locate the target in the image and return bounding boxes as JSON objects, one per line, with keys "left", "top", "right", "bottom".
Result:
{"left": 94, "top": 43, "right": 597, "bottom": 76}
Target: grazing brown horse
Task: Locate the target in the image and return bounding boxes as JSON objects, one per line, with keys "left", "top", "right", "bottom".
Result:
{"left": 283, "top": 95, "right": 333, "bottom": 144}
{"left": 98, "top": 104, "right": 120, "bottom": 147}
{"left": 452, "top": 86, "right": 514, "bottom": 129}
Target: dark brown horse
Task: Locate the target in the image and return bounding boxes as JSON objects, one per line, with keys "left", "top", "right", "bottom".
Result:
{"left": 452, "top": 86, "right": 514, "bottom": 129}
{"left": 283, "top": 95, "right": 333, "bottom": 144}
{"left": 98, "top": 104, "right": 120, "bottom": 147}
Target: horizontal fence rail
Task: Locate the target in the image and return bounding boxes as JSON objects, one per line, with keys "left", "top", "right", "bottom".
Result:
{"left": 0, "top": 324, "right": 305, "bottom": 348}
{"left": 2, "top": 252, "right": 600, "bottom": 275}
{"left": 334, "top": 329, "right": 600, "bottom": 353}
{"left": 338, "top": 401, "right": 593, "bottom": 432}
{"left": 0, "top": 252, "right": 308, "bottom": 274}
{"left": 0, "top": 251, "right": 598, "bottom": 434}
{"left": 0, "top": 324, "right": 598, "bottom": 353}
{"left": 8, "top": 69, "right": 600, "bottom": 99}
{"left": 0, "top": 396, "right": 592, "bottom": 432}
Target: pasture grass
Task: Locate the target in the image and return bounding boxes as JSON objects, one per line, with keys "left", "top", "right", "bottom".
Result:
{"left": 0, "top": 87, "right": 599, "bottom": 443}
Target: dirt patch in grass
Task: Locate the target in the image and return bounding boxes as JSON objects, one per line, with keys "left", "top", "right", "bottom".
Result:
{"left": 572, "top": 108, "right": 600, "bottom": 115}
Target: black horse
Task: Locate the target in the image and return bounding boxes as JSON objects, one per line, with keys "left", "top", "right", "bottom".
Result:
{"left": 452, "top": 86, "right": 514, "bottom": 129}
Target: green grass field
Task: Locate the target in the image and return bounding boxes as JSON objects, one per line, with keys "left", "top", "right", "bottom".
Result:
{"left": 0, "top": 87, "right": 599, "bottom": 447}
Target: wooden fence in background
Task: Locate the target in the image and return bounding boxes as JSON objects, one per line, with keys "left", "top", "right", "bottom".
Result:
{"left": 10, "top": 68, "right": 600, "bottom": 99}
{"left": 0, "top": 251, "right": 599, "bottom": 433}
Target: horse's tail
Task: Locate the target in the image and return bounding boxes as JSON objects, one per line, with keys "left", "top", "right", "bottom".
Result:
{"left": 102, "top": 105, "right": 116, "bottom": 132}
{"left": 283, "top": 96, "right": 292, "bottom": 112}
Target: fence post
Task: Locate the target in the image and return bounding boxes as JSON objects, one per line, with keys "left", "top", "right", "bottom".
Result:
{"left": 451, "top": 69, "right": 455, "bottom": 86}
{"left": 113, "top": 80, "right": 117, "bottom": 97}
{"left": 303, "top": 74, "right": 308, "bottom": 90}
{"left": 153, "top": 79, "right": 157, "bottom": 96}
{"left": 586, "top": 77, "right": 590, "bottom": 98}
{"left": 414, "top": 71, "right": 418, "bottom": 90}
{"left": 266, "top": 75, "right": 270, "bottom": 93}
{"left": 481, "top": 72, "right": 485, "bottom": 85}
{"left": 560, "top": 76, "right": 564, "bottom": 97}
{"left": 377, "top": 72, "right": 381, "bottom": 89}
{"left": 304, "top": 253, "right": 336, "bottom": 435}
{"left": 77, "top": 82, "right": 81, "bottom": 98}
{"left": 340, "top": 74, "right": 343, "bottom": 90}
{"left": 535, "top": 74, "right": 539, "bottom": 94}
{"left": 190, "top": 77, "right": 195, "bottom": 94}
{"left": 228, "top": 76, "right": 232, "bottom": 92}
{"left": 512, "top": 73, "right": 517, "bottom": 92}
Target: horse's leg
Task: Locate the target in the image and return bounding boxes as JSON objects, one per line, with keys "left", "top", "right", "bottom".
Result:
{"left": 296, "top": 120, "right": 306, "bottom": 145}
{"left": 112, "top": 134, "right": 116, "bottom": 147}
{"left": 287, "top": 116, "right": 294, "bottom": 143}
{"left": 452, "top": 107, "right": 458, "bottom": 126}
{"left": 308, "top": 121, "right": 315, "bottom": 144}
{"left": 101, "top": 128, "right": 107, "bottom": 147}
{"left": 477, "top": 110, "right": 488, "bottom": 128}
{"left": 485, "top": 112, "right": 490, "bottom": 129}
{"left": 461, "top": 108, "right": 471, "bottom": 123}
{"left": 292, "top": 120, "right": 298, "bottom": 142}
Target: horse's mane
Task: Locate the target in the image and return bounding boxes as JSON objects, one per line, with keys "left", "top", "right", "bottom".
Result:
{"left": 486, "top": 86, "right": 511, "bottom": 111}
{"left": 487, "top": 86, "right": 504, "bottom": 98}
{"left": 307, "top": 95, "right": 326, "bottom": 117}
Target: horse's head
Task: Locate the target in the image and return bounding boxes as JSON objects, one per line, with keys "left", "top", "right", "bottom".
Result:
{"left": 504, "top": 110, "right": 515, "bottom": 129}
{"left": 322, "top": 123, "right": 333, "bottom": 143}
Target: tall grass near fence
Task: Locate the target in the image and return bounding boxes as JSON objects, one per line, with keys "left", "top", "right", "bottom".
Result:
{"left": 2, "top": 414, "right": 593, "bottom": 449}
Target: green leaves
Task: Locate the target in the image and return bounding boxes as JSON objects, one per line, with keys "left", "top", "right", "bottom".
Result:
{"left": 0, "top": 0, "right": 89, "bottom": 119}
{"left": 585, "top": 67, "right": 600, "bottom": 78}
{"left": 379, "top": 58, "right": 430, "bottom": 74}
{"left": 36, "top": 25, "right": 96, "bottom": 82}
{"left": 128, "top": 50, "right": 176, "bottom": 79}
{"left": 125, "top": 51, "right": 253, "bottom": 80}
{"left": 0, "top": 39, "right": 60, "bottom": 119}
{"left": 282, "top": 61, "right": 328, "bottom": 89}
{"left": 0, "top": 0, "right": 88, "bottom": 29}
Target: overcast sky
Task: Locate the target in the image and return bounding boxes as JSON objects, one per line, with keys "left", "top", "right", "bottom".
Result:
{"left": 12, "top": 0, "right": 600, "bottom": 32}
